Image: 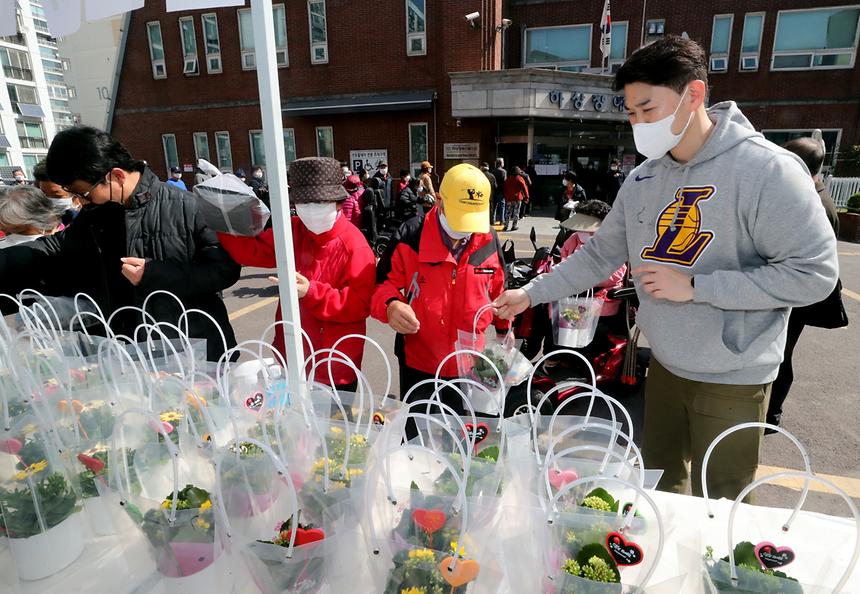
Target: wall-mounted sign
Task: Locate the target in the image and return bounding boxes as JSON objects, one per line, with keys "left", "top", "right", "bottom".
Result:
{"left": 349, "top": 149, "right": 388, "bottom": 175}
{"left": 544, "top": 90, "right": 626, "bottom": 114}
{"left": 443, "top": 142, "right": 480, "bottom": 160}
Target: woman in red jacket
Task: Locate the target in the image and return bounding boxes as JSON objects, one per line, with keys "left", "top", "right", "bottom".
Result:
{"left": 502, "top": 166, "right": 529, "bottom": 232}
{"left": 341, "top": 174, "right": 365, "bottom": 229}
{"left": 218, "top": 157, "right": 376, "bottom": 390}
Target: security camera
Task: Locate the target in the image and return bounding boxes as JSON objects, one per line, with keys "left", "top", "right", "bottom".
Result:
{"left": 465, "top": 12, "right": 480, "bottom": 28}
{"left": 496, "top": 18, "right": 512, "bottom": 31}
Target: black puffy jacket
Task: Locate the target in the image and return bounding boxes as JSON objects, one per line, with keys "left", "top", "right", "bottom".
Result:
{"left": 0, "top": 167, "right": 240, "bottom": 361}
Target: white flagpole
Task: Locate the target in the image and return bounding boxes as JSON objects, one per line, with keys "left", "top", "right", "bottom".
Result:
{"left": 250, "top": 0, "right": 306, "bottom": 400}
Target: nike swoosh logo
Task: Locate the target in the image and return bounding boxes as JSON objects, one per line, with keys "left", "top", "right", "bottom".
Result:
{"left": 635, "top": 175, "right": 655, "bottom": 182}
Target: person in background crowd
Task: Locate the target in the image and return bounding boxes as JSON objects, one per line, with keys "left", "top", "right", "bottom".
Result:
{"left": 767, "top": 136, "right": 845, "bottom": 431}
{"left": 525, "top": 158, "right": 539, "bottom": 210}
{"left": 0, "top": 125, "right": 240, "bottom": 362}
{"left": 0, "top": 186, "right": 62, "bottom": 248}
{"left": 340, "top": 162, "right": 351, "bottom": 180}
{"left": 357, "top": 166, "right": 371, "bottom": 185}
{"left": 373, "top": 161, "right": 393, "bottom": 211}
{"left": 33, "top": 159, "right": 79, "bottom": 228}
{"left": 580, "top": 161, "right": 599, "bottom": 200}
{"left": 395, "top": 176, "right": 421, "bottom": 221}
{"left": 6, "top": 168, "right": 27, "bottom": 186}
{"left": 218, "top": 157, "right": 376, "bottom": 391}
{"left": 235, "top": 168, "right": 247, "bottom": 183}
{"left": 342, "top": 174, "right": 365, "bottom": 229}
{"left": 519, "top": 163, "right": 533, "bottom": 217}
{"left": 417, "top": 161, "right": 435, "bottom": 206}
{"left": 555, "top": 171, "right": 586, "bottom": 222}
{"left": 166, "top": 166, "right": 187, "bottom": 191}
{"left": 373, "top": 163, "right": 508, "bottom": 426}
{"left": 494, "top": 35, "right": 838, "bottom": 501}
{"left": 480, "top": 162, "right": 497, "bottom": 225}
{"left": 605, "top": 159, "right": 626, "bottom": 206}
{"left": 396, "top": 169, "right": 412, "bottom": 202}
{"left": 363, "top": 177, "right": 386, "bottom": 244}
{"left": 491, "top": 158, "right": 507, "bottom": 225}
{"left": 503, "top": 165, "right": 529, "bottom": 232}
{"left": 247, "top": 165, "right": 270, "bottom": 208}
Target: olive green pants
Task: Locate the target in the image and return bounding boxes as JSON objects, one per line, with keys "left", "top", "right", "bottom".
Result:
{"left": 642, "top": 359, "right": 772, "bottom": 502}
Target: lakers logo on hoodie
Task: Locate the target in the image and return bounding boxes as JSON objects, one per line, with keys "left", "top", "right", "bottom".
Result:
{"left": 641, "top": 185, "right": 715, "bottom": 266}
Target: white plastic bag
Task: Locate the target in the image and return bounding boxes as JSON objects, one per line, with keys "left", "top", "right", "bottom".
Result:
{"left": 553, "top": 292, "right": 604, "bottom": 348}
{"left": 193, "top": 173, "right": 270, "bottom": 236}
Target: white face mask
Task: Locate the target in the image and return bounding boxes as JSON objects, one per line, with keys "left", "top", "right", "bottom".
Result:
{"left": 296, "top": 202, "right": 338, "bottom": 234}
{"left": 172, "top": 173, "right": 182, "bottom": 180}
{"left": 14, "top": 175, "right": 25, "bottom": 182}
{"left": 632, "top": 86, "right": 694, "bottom": 160}
{"left": 253, "top": 171, "right": 263, "bottom": 179}
{"left": 54, "top": 197, "right": 75, "bottom": 210}
{"left": 403, "top": 175, "right": 411, "bottom": 183}
{"left": 379, "top": 168, "right": 388, "bottom": 176}
{"left": 438, "top": 211, "right": 471, "bottom": 241}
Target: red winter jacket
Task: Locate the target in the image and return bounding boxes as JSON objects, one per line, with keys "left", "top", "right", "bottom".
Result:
{"left": 342, "top": 188, "right": 365, "bottom": 228}
{"left": 371, "top": 207, "right": 507, "bottom": 376}
{"left": 218, "top": 214, "right": 376, "bottom": 385}
{"left": 503, "top": 174, "right": 529, "bottom": 203}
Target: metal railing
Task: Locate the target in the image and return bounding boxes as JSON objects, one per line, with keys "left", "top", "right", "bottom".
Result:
{"left": 827, "top": 177, "right": 860, "bottom": 208}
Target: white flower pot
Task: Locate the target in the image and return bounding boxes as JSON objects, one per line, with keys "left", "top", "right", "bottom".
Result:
{"left": 160, "top": 550, "right": 235, "bottom": 594}
{"left": 8, "top": 512, "right": 85, "bottom": 581}
{"left": 83, "top": 495, "right": 116, "bottom": 536}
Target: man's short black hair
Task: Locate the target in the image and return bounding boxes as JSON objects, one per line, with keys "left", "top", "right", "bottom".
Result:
{"left": 613, "top": 35, "right": 708, "bottom": 94}
{"left": 11, "top": 168, "right": 24, "bottom": 175}
{"left": 783, "top": 137, "right": 825, "bottom": 177}
{"left": 32, "top": 160, "right": 50, "bottom": 182}
{"left": 46, "top": 125, "right": 144, "bottom": 186}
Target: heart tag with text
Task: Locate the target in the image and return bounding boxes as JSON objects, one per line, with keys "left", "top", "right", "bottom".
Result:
{"left": 245, "top": 392, "right": 264, "bottom": 411}
{"left": 755, "top": 542, "right": 795, "bottom": 569}
{"left": 606, "top": 531, "right": 644, "bottom": 566}
{"left": 372, "top": 412, "right": 385, "bottom": 426}
{"left": 463, "top": 423, "right": 489, "bottom": 446}
{"left": 439, "top": 556, "right": 480, "bottom": 587}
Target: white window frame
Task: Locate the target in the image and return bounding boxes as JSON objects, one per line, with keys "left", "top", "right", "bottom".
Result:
{"left": 146, "top": 21, "right": 167, "bottom": 80}
{"left": 709, "top": 14, "right": 733, "bottom": 73}
{"left": 16, "top": 120, "right": 47, "bottom": 149}
{"left": 308, "top": 0, "right": 329, "bottom": 65}
{"left": 238, "top": 6, "right": 288, "bottom": 70}
{"left": 249, "top": 129, "right": 266, "bottom": 168}
{"left": 644, "top": 18, "right": 665, "bottom": 43}
{"left": 161, "top": 133, "right": 179, "bottom": 176}
{"left": 408, "top": 122, "right": 428, "bottom": 176}
{"left": 739, "top": 12, "right": 765, "bottom": 72}
{"left": 178, "top": 16, "right": 199, "bottom": 76}
{"left": 193, "top": 132, "right": 210, "bottom": 162}
{"left": 761, "top": 128, "right": 843, "bottom": 172}
{"left": 522, "top": 24, "right": 592, "bottom": 71}
{"left": 215, "top": 131, "right": 233, "bottom": 172}
{"left": 608, "top": 20, "right": 628, "bottom": 72}
{"left": 406, "top": 0, "right": 427, "bottom": 57}
{"left": 201, "top": 13, "right": 222, "bottom": 74}
{"left": 315, "top": 126, "right": 333, "bottom": 157}
{"left": 771, "top": 6, "right": 860, "bottom": 72}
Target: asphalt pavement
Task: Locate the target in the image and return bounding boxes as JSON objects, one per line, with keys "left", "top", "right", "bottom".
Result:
{"left": 222, "top": 211, "right": 860, "bottom": 517}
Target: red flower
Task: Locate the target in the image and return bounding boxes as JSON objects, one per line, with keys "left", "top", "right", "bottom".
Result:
{"left": 77, "top": 453, "right": 105, "bottom": 474}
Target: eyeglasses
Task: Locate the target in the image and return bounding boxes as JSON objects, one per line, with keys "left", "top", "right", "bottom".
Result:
{"left": 63, "top": 178, "right": 104, "bottom": 201}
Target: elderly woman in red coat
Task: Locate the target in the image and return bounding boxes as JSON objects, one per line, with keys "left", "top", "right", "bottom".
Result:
{"left": 217, "top": 157, "right": 376, "bottom": 390}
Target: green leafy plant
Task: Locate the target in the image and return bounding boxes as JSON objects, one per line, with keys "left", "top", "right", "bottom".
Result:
{"left": 76, "top": 449, "right": 138, "bottom": 499}
{"left": 138, "top": 484, "right": 215, "bottom": 548}
{"left": 78, "top": 401, "right": 116, "bottom": 440}
{"left": 847, "top": 192, "right": 860, "bottom": 213}
{"left": 705, "top": 542, "right": 803, "bottom": 594}
{"left": 0, "top": 469, "right": 79, "bottom": 539}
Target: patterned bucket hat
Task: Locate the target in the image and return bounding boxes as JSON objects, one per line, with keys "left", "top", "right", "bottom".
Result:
{"left": 288, "top": 157, "right": 349, "bottom": 203}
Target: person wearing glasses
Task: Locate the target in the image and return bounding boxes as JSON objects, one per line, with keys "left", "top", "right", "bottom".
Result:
{"left": 0, "top": 126, "right": 241, "bottom": 362}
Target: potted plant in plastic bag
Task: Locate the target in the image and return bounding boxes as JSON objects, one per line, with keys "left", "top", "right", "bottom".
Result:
{"left": 245, "top": 516, "right": 329, "bottom": 594}
{"left": 703, "top": 542, "right": 803, "bottom": 594}
{"left": 76, "top": 448, "right": 138, "bottom": 535}
{"left": 219, "top": 440, "right": 279, "bottom": 517}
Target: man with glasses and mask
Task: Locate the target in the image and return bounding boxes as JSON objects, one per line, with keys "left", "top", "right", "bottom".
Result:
{"left": 0, "top": 126, "right": 241, "bottom": 362}
{"left": 493, "top": 36, "right": 838, "bottom": 501}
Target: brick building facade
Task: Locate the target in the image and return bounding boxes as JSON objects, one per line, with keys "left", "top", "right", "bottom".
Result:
{"left": 108, "top": 0, "right": 860, "bottom": 186}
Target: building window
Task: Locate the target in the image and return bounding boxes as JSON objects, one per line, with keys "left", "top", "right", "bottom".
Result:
{"left": 644, "top": 19, "right": 665, "bottom": 44}
{"left": 710, "top": 14, "right": 733, "bottom": 72}
{"left": 0, "top": 153, "right": 9, "bottom": 167}
{"left": 162, "top": 134, "right": 179, "bottom": 175}
{"left": 315, "top": 126, "right": 333, "bottom": 157}
{"left": 308, "top": 0, "right": 329, "bottom": 64}
{"left": 609, "top": 21, "right": 628, "bottom": 72}
{"left": 238, "top": 5, "right": 289, "bottom": 70}
{"left": 0, "top": 48, "right": 33, "bottom": 81}
{"left": 409, "top": 122, "right": 428, "bottom": 176}
{"left": 406, "top": 0, "right": 426, "bottom": 56}
{"left": 22, "top": 155, "right": 40, "bottom": 179}
{"left": 193, "top": 132, "right": 210, "bottom": 162}
{"left": 7, "top": 83, "right": 39, "bottom": 115}
{"left": 179, "top": 16, "right": 199, "bottom": 76}
{"left": 202, "top": 13, "right": 222, "bottom": 74}
{"left": 249, "top": 130, "right": 266, "bottom": 167}
{"left": 524, "top": 25, "right": 592, "bottom": 71}
{"left": 17, "top": 121, "right": 47, "bottom": 149}
{"left": 283, "top": 128, "right": 297, "bottom": 168}
{"left": 772, "top": 7, "right": 860, "bottom": 71}
{"left": 762, "top": 129, "right": 842, "bottom": 172}
{"left": 147, "top": 21, "right": 167, "bottom": 79}
{"left": 215, "top": 131, "right": 233, "bottom": 172}
{"left": 740, "top": 13, "right": 765, "bottom": 72}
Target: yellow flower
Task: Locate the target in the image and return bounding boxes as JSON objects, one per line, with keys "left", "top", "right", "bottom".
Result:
{"left": 450, "top": 541, "right": 466, "bottom": 557}
{"left": 401, "top": 588, "right": 426, "bottom": 594}
{"left": 329, "top": 426, "right": 343, "bottom": 435}
{"left": 407, "top": 549, "right": 436, "bottom": 563}
{"left": 21, "top": 424, "right": 37, "bottom": 436}
{"left": 194, "top": 518, "right": 211, "bottom": 531}
{"left": 200, "top": 499, "right": 212, "bottom": 511}
{"left": 13, "top": 459, "right": 48, "bottom": 481}
{"left": 350, "top": 434, "right": 367, "bottom": 446}
{"left": 162, "top": 499, "right": 172, "bottom": 509}
{"left": 160, "top": 411, "right": 183, "bottom": 423}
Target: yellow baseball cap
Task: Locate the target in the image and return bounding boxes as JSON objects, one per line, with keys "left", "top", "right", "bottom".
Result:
{"left": 438, "top": 163, "right": 491, "bottom": 234}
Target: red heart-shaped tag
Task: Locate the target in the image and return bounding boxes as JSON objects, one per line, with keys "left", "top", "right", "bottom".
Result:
{"left": 463, "top": 423, "right": 490, "bottom": 446}
{"left": 283, "top": 527, "right": 325, "bottom": 547}
{"left": 606, "top": 531, "right": 644, "bottom": 566}
{"left": 755, "top": 541, "right": 795, "bottom": 569}
{"left": 0, "top": 438, "right": 23, "bottom": 455}
{"left": 547, "top": 468, "right": 578, "bottom": 491}
{"left": 412, "top": 508, "right": 446, "bottom": 534}
{"left": 77, "top": 453, "right": 105, "bottom": 474}
{"left": 245, "top": 392, "right": 264, "bottom": 411}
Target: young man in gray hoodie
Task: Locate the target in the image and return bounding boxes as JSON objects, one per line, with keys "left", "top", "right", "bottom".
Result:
{"left": 494, "top": 36, "right": 839, "bottom": 500}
